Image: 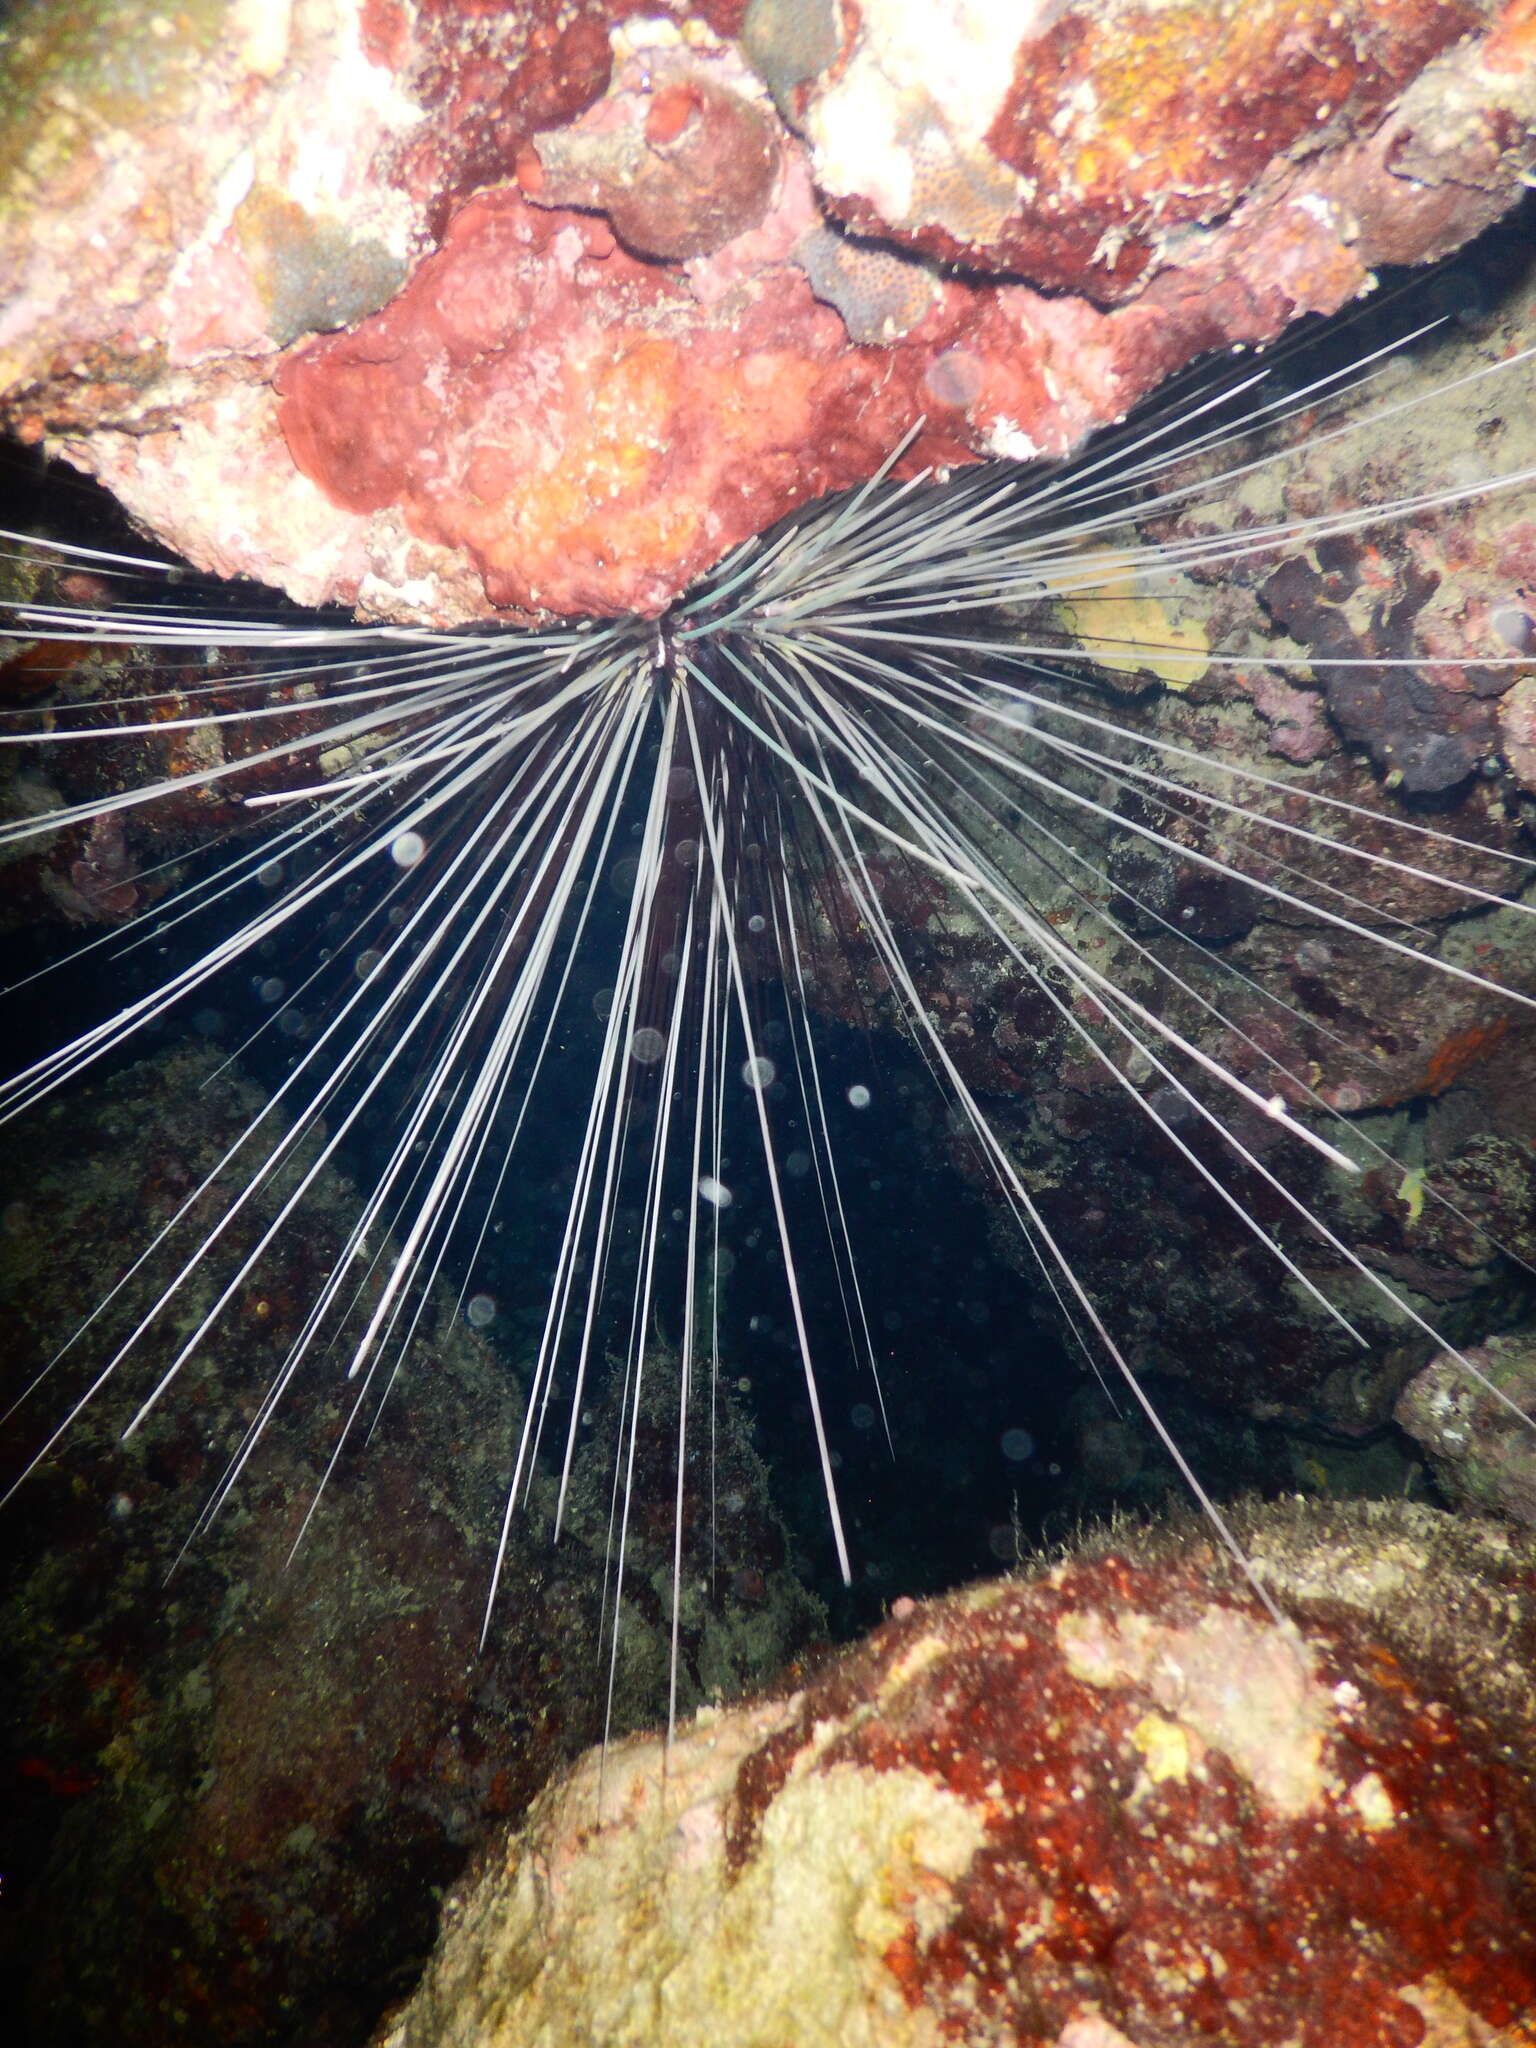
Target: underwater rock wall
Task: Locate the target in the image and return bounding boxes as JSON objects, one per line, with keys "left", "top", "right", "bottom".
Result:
{"left": 797, "top": 251, "right": 1536, "bottom": 1441}
{"left": 0, "top": 1045, "right": 821, "bottom": 2047}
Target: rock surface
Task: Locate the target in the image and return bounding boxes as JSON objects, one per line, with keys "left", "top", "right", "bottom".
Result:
{"left": 0, "top": 1044, "right": 821, "bottom": 2048}
{"left": 375, "top": 1498, "right": 1536, "bottom": 2048}
{"left": 801, "top": 237, "right": 1536, "bottom": 1439}
{"left": 1398, "top": 1330, "right": 1536, "bottom": 1522}
{"left": 3, "top": 0, "right": 1535, "bottom": 623}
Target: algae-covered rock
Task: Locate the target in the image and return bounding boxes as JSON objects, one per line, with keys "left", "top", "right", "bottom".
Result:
{"left": 378, "top": 1498, "right": 1536, "bottom": 2048}
{"left": 0, "top": 1041, "right": 820, "bottom": 2048}
{"left": 6, "top": 0, "right": 1534, "bottom": 626}
{"left": 1398, "top": 1330, "right": 1536, "bottom": 1526}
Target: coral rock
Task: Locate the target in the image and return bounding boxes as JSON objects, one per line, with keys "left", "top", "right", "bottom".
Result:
{"left": 1397, "top": 1331, "right": 1536, "bottom": 1523}
{"left": 0, "top": 1045, "right": 820, "bottom": 2048}
{"left": 377, "top": 1501, "right": 1536, "bottom": 2048}
{"left": 3, "top": 1, "right": 1535, "bottom": 622}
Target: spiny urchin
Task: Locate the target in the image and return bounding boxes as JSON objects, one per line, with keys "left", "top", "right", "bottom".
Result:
{"left": 3, "top": 236, "right": 1536, "bottom": 2048}
{"left": 3, "top": 276, "right": 1535, "bottom": 1673}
